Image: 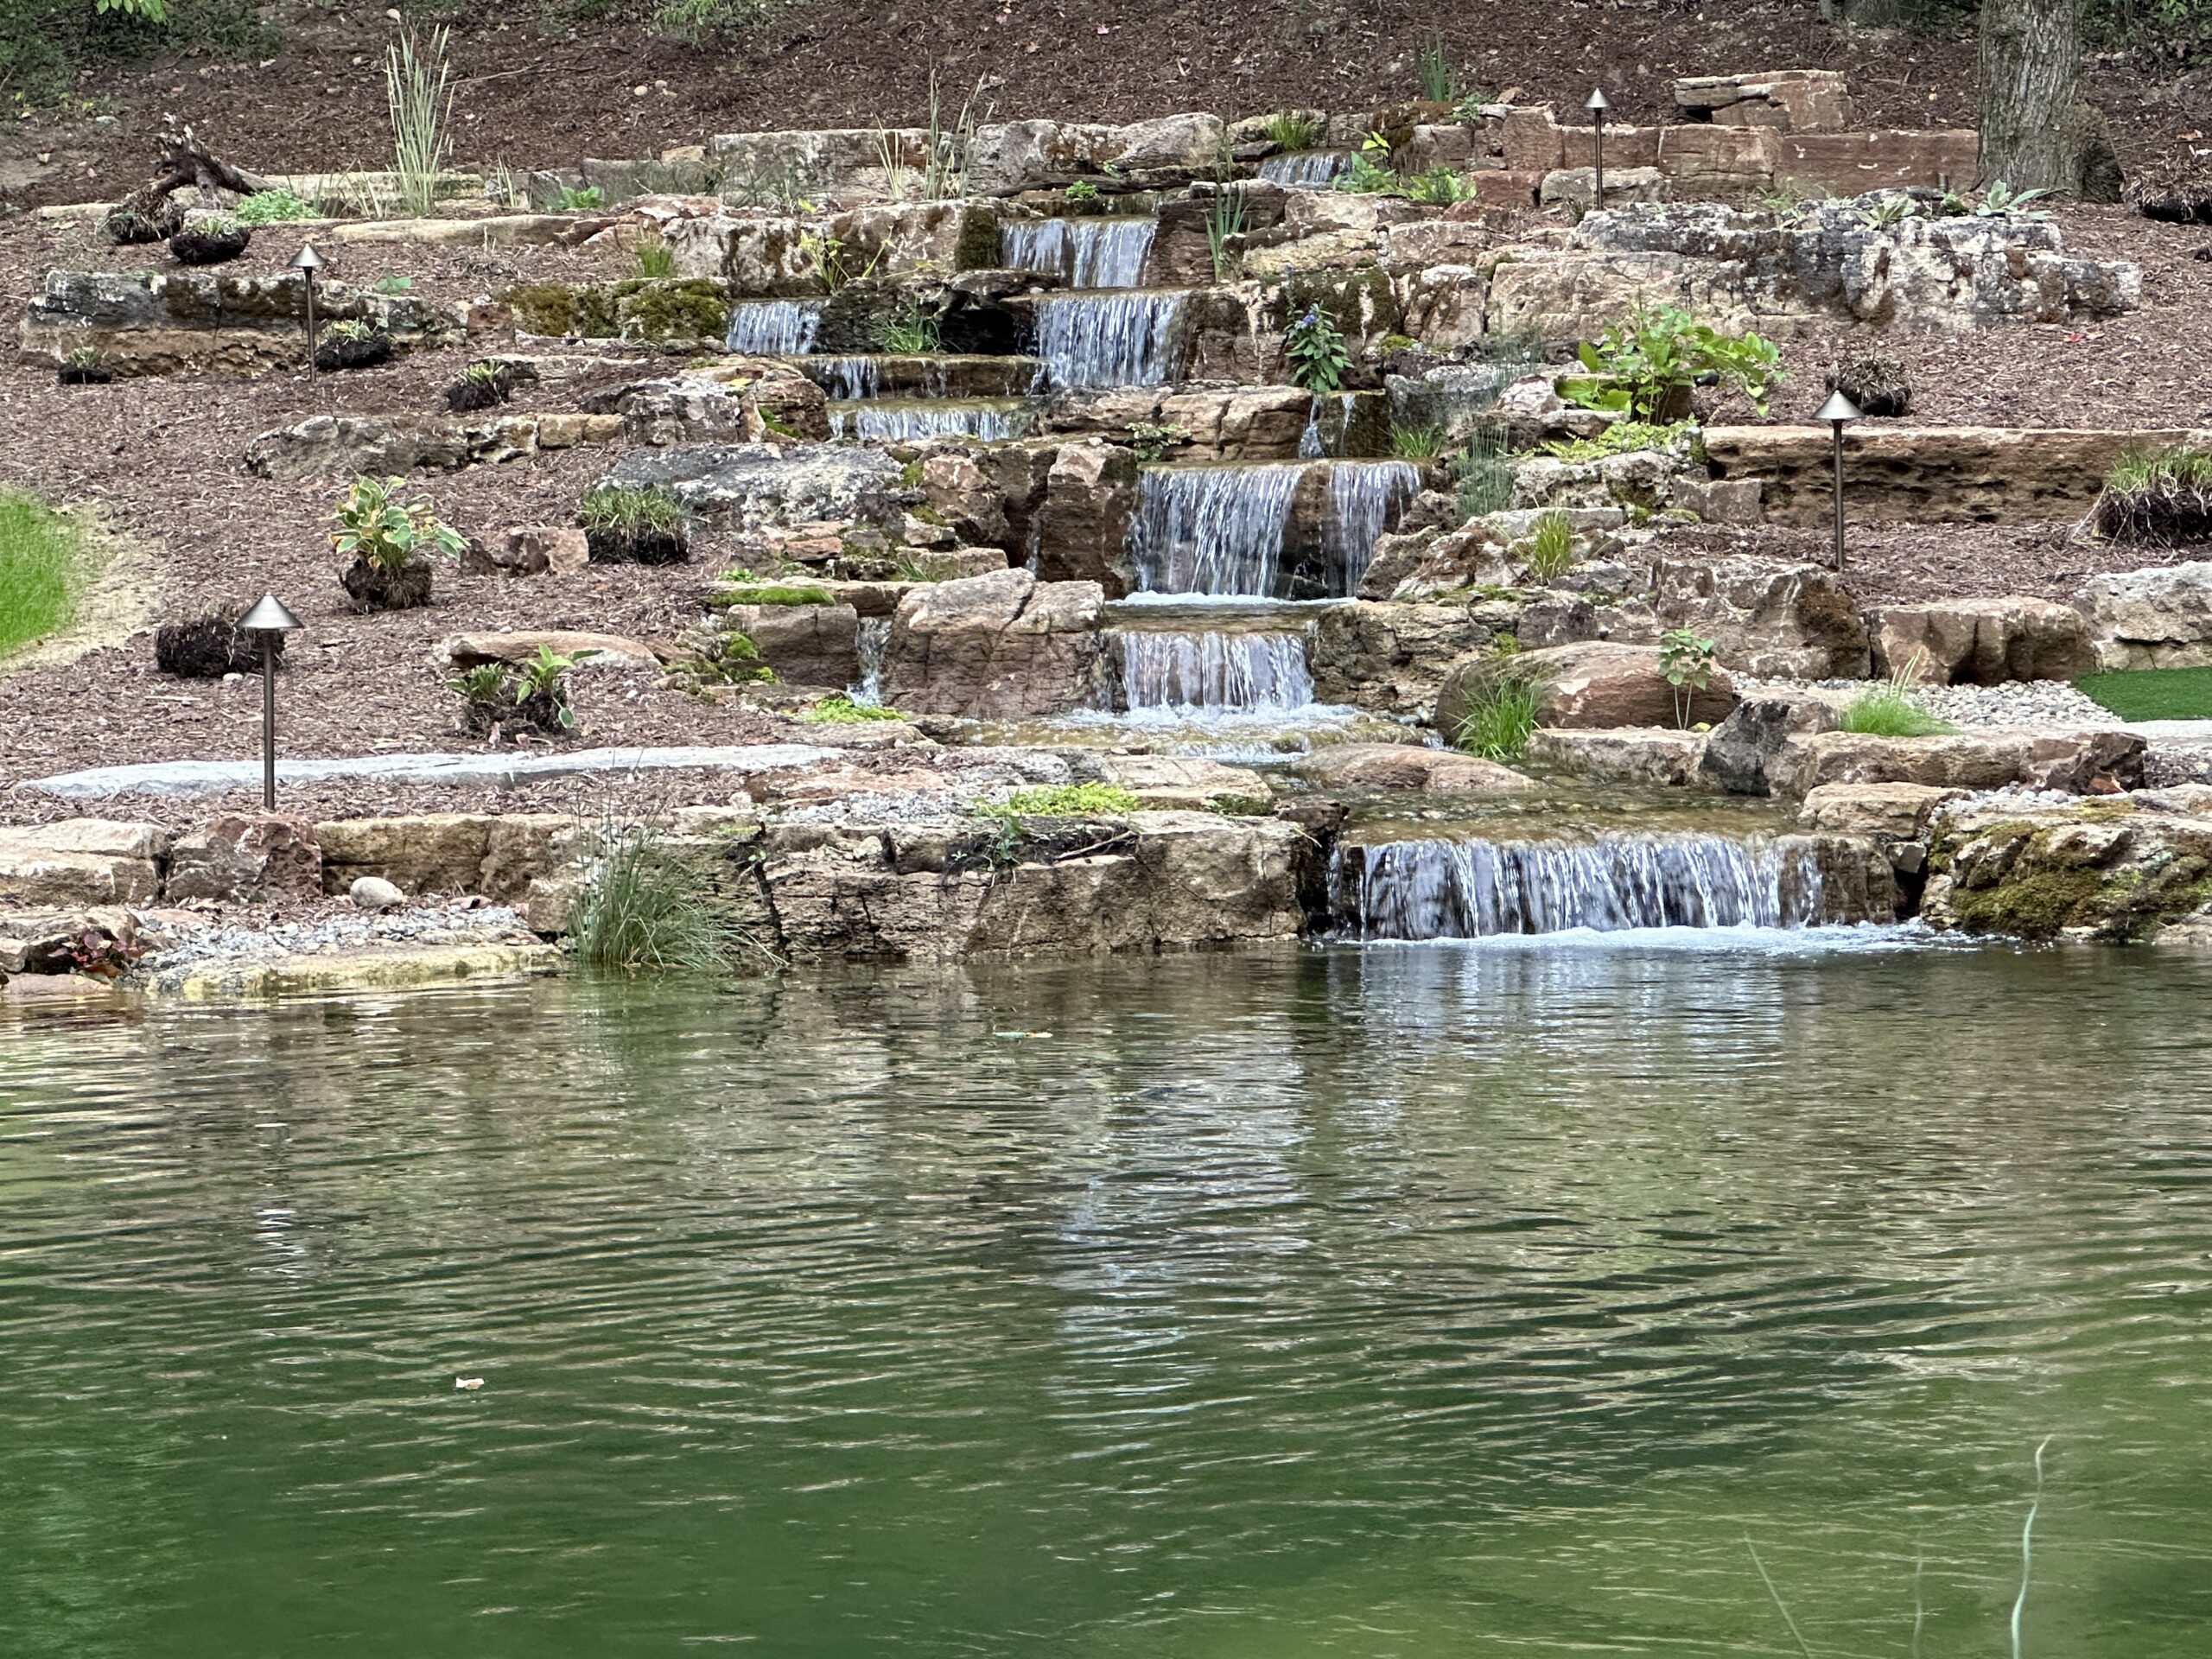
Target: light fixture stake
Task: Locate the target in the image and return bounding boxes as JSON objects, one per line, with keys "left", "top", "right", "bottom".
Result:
{"left": 290, "top": 243, "right": 326, "bottom": 384}
{"left": 1815, "top": 389, "right": 1863, "bottom": 572}
{"left": 1586, "top": 88, "right": 1612, "bottom": 211}
{"left": 239, "top": 593, "right": 302, "bottom": 810}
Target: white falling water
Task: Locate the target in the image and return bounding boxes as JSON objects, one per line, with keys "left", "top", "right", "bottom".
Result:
{"left": 725, "top": 299, "right": 823, "bottom": 354}
{"left": 810, "top": 356, "right": 884, "bottom": 400}
{"left": 1334, "top": 835, "right": 1826, "bottom": 940}
{"left": 851, "top": 617, "right": 891, "bottom": 704}
{"left": 1001, "top": 218, "right": 1157, "bottom": 288}
{"left": 829, "top": 402, "right": 1032, "bottom": 442}
{"left": 1325, "top": 460, "right": 1423, "bottom": 593}
{"left": 1032, "top": 292, "right": 1187, "bottom": 390}
{"left": 1258, "top": 152, "right": 1353, "bottom": 188}
{"left": 1128, "top": 463, "right": 1306, "bottom": 596}
{"left": 1118, "top": 631, "right": 1313, "bottom": 713}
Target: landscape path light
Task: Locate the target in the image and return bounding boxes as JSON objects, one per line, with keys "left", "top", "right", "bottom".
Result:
{"left": 291, "top": 242, "right": 325, "bottom": 382}
{"left": 239, "top": 593, "right": 302, "bottom": 810}
{"left": 1585, "top": 88, "right": 1611, "bottom": 211}
{"left": 1815, "top": 389, "right": 1863, "bottom": 572}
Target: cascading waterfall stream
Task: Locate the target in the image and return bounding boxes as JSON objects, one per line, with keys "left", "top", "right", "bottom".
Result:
{"left": 1258, "top": 151, "right": 1353, "bottom": 187}
{"left": 1335, "top": 835, "right": 1827, "bottom": 940}
{"left": 1128, "top": 463, "right": 1306, "bottom": 596}
{"left": 1118, "top": 631, "right": 1314, "bottom": 714}
{"left": 1032, "top": 292, "right": 1187, "bottom": 390}
{"left": 851, "top": 617, "right": 891, "bottom": 704}
{"left": 1325, "top": 461, "right": 1423, "bottom": 592}
{"left": 725, "top": 299, "right": 823, "bottom": 354}
{"left": 810, "top": 356, "right": 884, "bottom": 401}
{"left": 1001, "top": 218, "right": 1157, "bottom": 288}
{"left": 829, "top": 401, "right": 1032, "bottom": 442}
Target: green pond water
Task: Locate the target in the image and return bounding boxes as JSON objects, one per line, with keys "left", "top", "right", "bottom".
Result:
{"left": 5, "top": 939, "right": 2212, "bottom": 1656}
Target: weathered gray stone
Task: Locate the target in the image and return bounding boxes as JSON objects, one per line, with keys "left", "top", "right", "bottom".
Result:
{"left": 245, "top": 413, "right": 622, "bottom": 480}
{"left": 1526, "top": 727, "right": 1707, "bottom": 786}
{"left": 0, "top": 820, "right": 168, "bottom": 906}
{"left": 1699, "top": 692, "right": 1841, "bottom": 795}
{"left": 1457, "top": 641, "right": 1738, "bottom": 731}
{"left": 349, "top": 875, "right": 406, "bottom": 912}
{"left": 1308, "top": 601, "right": 1504, "bottom": 716}
{"left": 1288, "top": 744, "right": 1536, "bottom": 792}
{"left": 717, "top": 603, "right": 861, "bottom": 687}
{"left": 1766, "top": 727, "right": 2146, "bottom": 800}
{"left": 608, "top": 443, "right": 906, "bottom": 531}
{"left": 1796, "top": 782, "right": 1965, "bottom": 838}
{"left": 2079, "top": 562, "right": 2212, "bottom": 671}
{"left": 1921, "top": 793, "right": 2212, "bottom": 940}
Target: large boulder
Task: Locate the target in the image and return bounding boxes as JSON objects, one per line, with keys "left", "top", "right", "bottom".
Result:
{"left": 607, "top": 443, "right": 906, "bottom": 531}
{"left": 1649, "top": 556, "right": 1869, "bottom": 679}
{"left": 1308, "top": 601, "right": 1505, "bottom": 715}
{"left": 315, "top": 814, "right": 581, "bottom": 899}
{"left": 1031, "top": 440, "right": 1141, "bottom": 591}
{"left": 1796, "top": 783, "right": 1965, "bottom": 839}
{"left": 880, "top": 568, "right": 1110, "bottom": 718}
{"left": 1698, "top": 691, "right": 1840, "bottom": 795}
{"left": 600, "top": 366, "right": 831, "bottom": 447}
{"left": 1512, "top": 641, "right": 1738, "bottom": 730}
{"left": 1288, "top": 744, "right": 1537, "bottom": 792}
{"left": 1764, "top": 728, "right": 2145, "bottom": 800}
{"left": 1921, "top": 793, "right": 2212, "bottom": 941}
{"left": 2078, "top": 562, "right": 2212, "bottom": 671}
{"left": 715, "top": 602, "right": 861, "bottom": 687}
{"left": 0, "top": 820, "right": 168, "bottom": 906}
{"left": 164, "top": 813, "right": 322, "bottom": 905}
{"left": 1526, "top": 727, "right": 1707, "bottom": 787}
{"left": 1866, "top": 596, "right": 2099, "bottom": 683}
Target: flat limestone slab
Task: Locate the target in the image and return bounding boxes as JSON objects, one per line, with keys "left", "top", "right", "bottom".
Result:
{"left": 158, "top": 942, "right": 561, "bottom": 1001}
{"left": 29, "top": 743, "right": 842, "bottom": 800}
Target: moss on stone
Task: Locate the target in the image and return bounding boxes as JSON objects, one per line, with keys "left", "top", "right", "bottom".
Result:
{"left": 501, "top": 282, "right": 583, "bottom": 336}
{"left": 1945, "top": 867, "right": 2105, "bottom": 938}
{"left": 613, "top": 277, "right": 731, "bottom": 342}
{"left": 955, "top": 207, "right": 1003, "bottom": 270}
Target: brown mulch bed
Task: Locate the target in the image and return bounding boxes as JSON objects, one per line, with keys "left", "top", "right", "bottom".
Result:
{"left": 1652, "top": 517, "right": 2212, "bottom": 607}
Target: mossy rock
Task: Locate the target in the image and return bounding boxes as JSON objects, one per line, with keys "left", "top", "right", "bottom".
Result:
{"left": 613, "top": 277, "right": 731, "bottom": 343}
{"left": 954, "top": 207, "right": 1003, "bottom": 271}
{"left": 1270, "top": 266, "right": 1402, "bottom": 337}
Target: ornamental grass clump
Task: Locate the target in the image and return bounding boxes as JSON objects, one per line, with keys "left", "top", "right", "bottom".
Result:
{"left": 577, "top": 482, "right": 690, "bottom": 565}
{"left": 1840, "top": 657, "right": 1956, "bottom": 737}
{"left": 569, "top": 822, "right": 757, "bottom": 975}
{"left": 315, "top": 317, "right": 395, "bottom": 372}
{"left": 1520, "top": 511, "right": 1576, "bottom": 583}
{"left": 1451, "top": 428, "right": 1515, "bottom": 519}
{"left": 169, "top": 210, "right": 250, "bottom": 266}
{"left": 386, "top": 27, "right": 455, "bottom": 219}
{"left": 2093, "top": 447, "right": 2212, "bottom": 545}
{"left": 1452, "top": 652, "right": 1548, "bottom": 761}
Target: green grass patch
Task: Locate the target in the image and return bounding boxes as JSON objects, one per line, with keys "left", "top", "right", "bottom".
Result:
{"left": 976, "top": 783, "right": 1141, "bottom": 820}
{"left": 1838, "top": 683, "right": 1955, "bottom": 736}
{"left": 0, "top": 490, "right": 87, "bottom": 661}
{"left": 710, "top": 579, "right": 836, "bottom": 607}
{"left": 2075, "top": 666, "right": 2212, "bottom": 721}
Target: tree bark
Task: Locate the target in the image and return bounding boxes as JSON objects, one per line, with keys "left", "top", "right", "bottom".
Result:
{"left": 1977, "top": 0, "right": 2124, "bottom": 200}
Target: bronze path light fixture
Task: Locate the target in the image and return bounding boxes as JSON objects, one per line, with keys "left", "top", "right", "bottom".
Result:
{"left": 1585, "top": 88, "right": 1612, "bottom": 211}
{"left": 239, "top": 593, "right": 302, "bottom": 810}
{"left": 1815, "top": 389, "right": 1863, "bottom": 572}
{"left": 290, "top": 242, "right": 325, "bottom": 381}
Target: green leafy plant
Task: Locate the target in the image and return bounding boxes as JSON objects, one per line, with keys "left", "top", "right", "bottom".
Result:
{"left": 385, "top": 26, "right": 454, "bottom": 219}
{"left": 1284, "top": 306, "right": 1351, "bottom": 394}
{"left": 805, "top": 693, "right": 903, "bottom": 723}
{"left": 1657, "top": 627, "right": 1718, "bottom": 728}
{"left": 1389, "top": 422, "right": 1446, "bottom": 460}
{"left": 1522, "top": 511, "right": 1577, "bottom": 583}
{"left": 1977, "top": 179, "right": 2055, "bottom": 219}
{"left": 1856, "top": 192, "right": 1916, "bottom": 229}
{"left": 798, "top": 227, "right": 880, "bottom": 294}
{"left": 1415, "top": 35, "right": 1457, "bottom": 103}
{"left": 1451, "top": 428, "right": 1515, "bottom": 519}
{"left": 234, "top": 188, "right": 312, "bottom": 226}
{"left": 632, "top": 237, "right": 677, "bottom": 278}
{"left": 1263, "top": 111, "right": 1322, "bottom": 150}
{"left": 1452, "top": 657, "right": 1548, "bottom": 761}
{"left": 329, "top": 476, "right": 463, "bottom": 570}
{"left": 1065, "top": 178, "right": 1100, "bottom": 204}
{"left": 372, "top": 273, "right": 413, "bottom": 295}
{"left": 1405, "top": 167, "right": 1473, "bottom": 206}
{"left": 976, "top": 783, "right": 1141, "bottom": 820}
{"left": 553, "top": 182, "right": 605, "bottom": 211}
{"left": 1205, "top": 185, "right": 1248, "bottom": 282}
{"left": 870, "top": 303, "right": 941, "bottom": 354}
{"left": 1562, "top": 304, "right": 1782, "bottom": 421}
{"left": 1542, "top": 420, "right": 1700, "bottom": 462}
{"left": 1338, "top": 134, "right": 1399, "bottom": 194}
{"left": 1125, "top": 420, "right": 1184, "bottom": 462}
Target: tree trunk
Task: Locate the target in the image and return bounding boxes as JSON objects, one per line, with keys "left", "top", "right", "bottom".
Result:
{"left": 1977, "top": 0, "right": 2124, "bottom": 200}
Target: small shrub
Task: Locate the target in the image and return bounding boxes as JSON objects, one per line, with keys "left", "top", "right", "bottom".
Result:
{"left": 1389, "top": 422, "right": 1446, "bottom": 460}
{"left": 1975, "top": 179, "right": 2053, "bottom": 219}
{"left": 870, "top": 303, "right": 942, "bottom": 354}
{"left": 2093, "top": 447, "right": 2212, "bottom": 544}
{"left": 977, "top": 783, "right": 1141, "bottom": 820}
{"left": 1065, "top": 178, "right": 1101, "bottom": 203}
{"left": 444, "top": 359, "right": 519, "bottom": 413}
{"left": 569, "top": 823, "right": 749, "bottom": 975}
{"left": 1522, "top": 511, "right": 1577, "bottom": 582}
{"left": 234, "top": 188, "right": 313, "bottom": 226}
{"left": 58, "top": 343, "right": 112, "bottom": 386}
{"left": 1562, "top": 304, "right": 1782, "bottom": 422}
{"left": 1337, "top": 135, "right": 1399, "bottom": 194}
{"left": 632, "top": 237, "right": 677, "bottom": 278}
{"left": 1452, "top": 659, "right": 1547, "bottom": 761}
{"left": 1856, "top": 192, "right": 1916, "bottom": 230}
{"left": 1262, "top": 111, "right": 1322, "bottom": 151}
{"left": 1404, "top": 168, "right": 1473, "bottom": 206}
{"left": 1285, "top": 306, "right": 1351, "bottom": 394}
{"left": 553, "top": 182, "right": 604, "bottom": 211}
{"left": 1657, "top": 627, "right": 1718, "bottom": 728}
{"left": 449, "top": 647, "right": 581, "bottom": 741}
{"left": 332, "top": 475, "right": 461, "bottom": 613}
{"left": 805, "top": 694, "right": 903, "bottom": 723}
{"left": 372, "top": 274, "right": 415, "bottom": 296}
{"left": 578, "top": 482, "right": 690, "bottom": 564}
{"left": 1451, "top": 428, "right": 1515, "bottom": 519}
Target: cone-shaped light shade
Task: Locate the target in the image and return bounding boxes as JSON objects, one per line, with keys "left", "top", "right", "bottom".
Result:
{"left": 1585, "top": 88, "right": 1611, "bottom": 113}
{"left": 1815, "top": 390, "right": 1863, "bottom": 424}
{"left": 240, "top": 592, "right": 301, "bottom": 632}
{"left": 290, "top": 243, "right": 325, "bottom": 272}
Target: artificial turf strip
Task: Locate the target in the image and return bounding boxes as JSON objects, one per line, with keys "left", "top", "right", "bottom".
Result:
{"left": 2075, "top": 667, "right": 2212, "bottom": 721}
{"left": 0, "top": 490, "right": 82, "bottom": 660}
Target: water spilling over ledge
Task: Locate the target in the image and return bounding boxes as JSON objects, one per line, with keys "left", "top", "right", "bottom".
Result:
{"left": 829, "top": 399, "right": 1033, "bottom": 442}
{"left": 1118, "top": 630, "right": 1313, "bottom": 713}
{"left": 725, "top": 298, "right": 823, "bottom": 355}
{"left": 1333, "top": 834, "right": 1828, "bottom": 940}
{"left": 1031, "top": 291, "right": 1188, "bottom": 389}
{"left": 1128, "top": 463, "right": 1306, "bottom": 595}
{"left": 1258, "top": 150, "right": 1353, "bottom": 187}
{"left": 1324, "top": 460, "right": 1423, "bottom": 593}
{"left": 1000, "top": 218, "right": 1157, "bottom": 288}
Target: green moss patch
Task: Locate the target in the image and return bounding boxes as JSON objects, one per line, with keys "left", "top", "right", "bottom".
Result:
{"left": 2075, "top": 667, "right": 2212, "bottom": 721}
{"left": 976, "top": 783, "right": 1141, "bottom": 820}
{"left": 0, "top": 490, "right": 87, "bottom": 660}
{"left": 710, "top": 580, "right": 836, "bottom": 607}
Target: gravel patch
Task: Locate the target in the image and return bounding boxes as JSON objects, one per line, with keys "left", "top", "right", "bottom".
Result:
{"left": 131, "top": 903, "right": 535, "bottom": 981}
